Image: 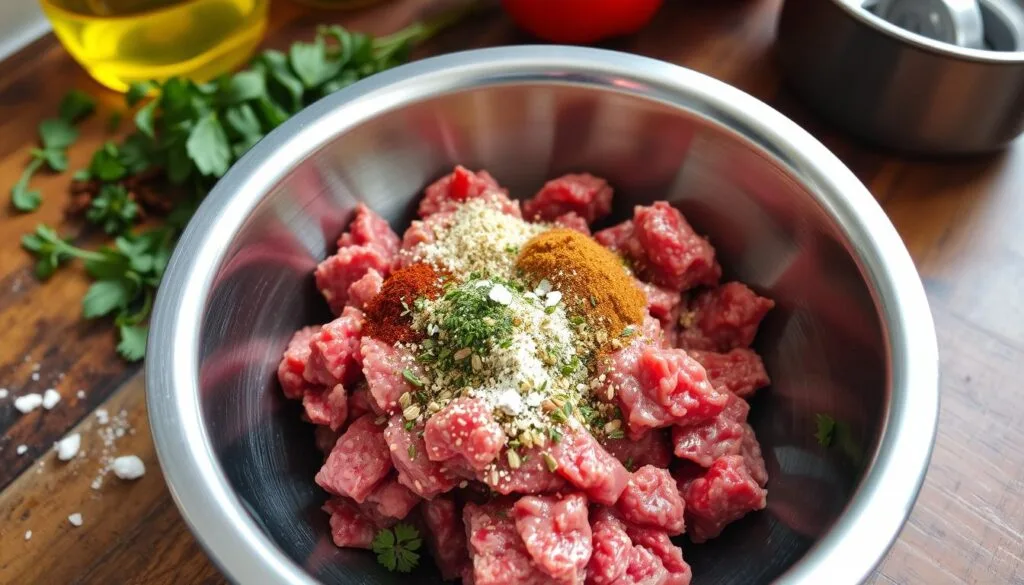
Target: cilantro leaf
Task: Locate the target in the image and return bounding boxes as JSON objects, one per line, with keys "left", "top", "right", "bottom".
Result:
{"left": 290, "top": 37, "right": 342, "bottom": 88}
{"left": 89, "top": 142, "right": 128, "bottom": 181}
{"left": 39, "top": 119, "right": 79, "bottom": 150}
{"left": 126, "top": 81, "right": 156, "bottom": 107}
{"left": 21, "top": 224, "right": 74, "bottom": 278}
{"left": 108, "top": 110, "right": 123, "bottom": 133}
{"left": 134, "top": 99, "right": 158, "bottom": 138}
{"left": 814, "top": 413, "right": 835, "bottom": 447}
{"left": 87, "top": 184, "right": 139, "bottom": 234}
{"left": 83, "top": 279, "right": 134, "bottom": 318}
{"left": 116, "top": 324, "right": 148, "bottom": 361}
{"left": 59, "top": 89, "right": 96, "bottom": 123}
{"left": 372, "top": 524, "right": 421, "bottom": 573}
{"left": 32, "top": 147, "right": 69, "bottom": 172}
{"left": 186, "top": 114, "right": 231, "bottom": 177}
{"left": 11, "top": 158, "right": 44, "bottom": 212}
{"left": 221, "top": 70, "right": 267, "bottom": 104}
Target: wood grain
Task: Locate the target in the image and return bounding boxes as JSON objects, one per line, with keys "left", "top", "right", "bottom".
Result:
{"left": 0, "top": 0, "right": 1022, "bottom": 583}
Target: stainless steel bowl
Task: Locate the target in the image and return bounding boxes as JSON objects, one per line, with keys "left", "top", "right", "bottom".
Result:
{"left": 777, "top": 0, "right": 1024, "bottom": 154}
{"left": 147, "top": 46, "right": 939, "bottom": 585}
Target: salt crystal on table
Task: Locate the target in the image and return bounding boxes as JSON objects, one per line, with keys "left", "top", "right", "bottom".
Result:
{"left": 14, "top": 393, "right": 43, "bottom": 413}
{"left": 95, "top": 409, "right": 109, "bottom": 424}
{"left": 112, "top": 455, "right": 146, "bottom": 480}
{"left": 55, "top": 433, "right": 81, "bottom": 461}
{"left": 42, "top": 389, "right": 61, "bottom": 410}
{"left": 31, "top": 372, "right": 39, "bottom": 381}
{"left": 68, "top": 513, "right": 83, "bottom": 527}
{"left": 0, "top": 388, "right": 8, "bottom": 399}
{"left": 16, "top": 445, "right": 27, "bottom": 455}
{"left": 24, "top": 530, "right": 31, "bottom": 541}
{"left": 76, "top": 390, "right": 85, "bottom": 399}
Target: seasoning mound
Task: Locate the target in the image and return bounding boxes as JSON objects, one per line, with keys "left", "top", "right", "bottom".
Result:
{"left": 364, "top": 264, "right": 446, "bottom": 344}
{"left": 516, "top": 228, "right": 645, "bottom": 345}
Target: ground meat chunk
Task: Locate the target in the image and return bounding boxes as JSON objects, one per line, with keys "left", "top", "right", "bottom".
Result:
{"left": 587, "top": 508, "right": 634, "bottom": 585}
{"left": 360, "top": 338, "right": 422, "bottom": 414}
{"left": 593, "top": 220, "right": 635, "bottom": 254}
{"left": 599, "top": 429, "right": 672, "bottom": 471}
{"left": 361, "top": 477, "right": 421, "bottom": 524}
{"left": 315, "top": 246, "right": 392, "bottom": 315}
{"left": 633, "top": 202, "right": 721, "bottom": 291}
{"left": 624, "top": 526, "right": 692, "bottom": 585}
{"left": 638, "top": 347, "right": 728, "bottom": 425}
{"left": 551, "top": 211, "right": 592, "bottom": 235}
{"left": 337, "top": 203, "right": 400, "bottom": 258}
{"left": 616, "top": 465, "right": 686, "bottom": 535}
{"left": 424, "top": 397, "right": 506, "bottom": 471}
{"left": 278, "top": 326, "right": 320, "bottom": 400}
{"left": 680, "top": 455, "right": 767, "bottom": 543}
{"left": 383, "top": 415, "right": 459, "bottom": 499}
{"left": 522, "top": 173, "right": 613, "bottom": 224}
{"left": 323, "top": 497, "right": 377, "bottom": 549}
{"left": 671, "top": 392, "right": 749, "bottom": 468}
{"left": 423, "top": 495, "right": 471, "bottom": 580}
{"left": 513, "top": 493, "right": 592, "bottom": 584}
{"left": 741, "top": 427, "right": 769, "bottom": 487}
{"left": 419, "top": 166, "right": 520, "bottom": 218}
{"left": 304, "top": 308, "right": 364, "bottom": 387}
{"left": 315, "top": 414, "right": 392, "bottom": 503}
{"left": 676, "top": 282, "right": 774, "bottom": 351}
{"left": 347, "top": 382, "right": 378, "bottom": 420}
{"left": 460, "top": 444, "right": 568, "bottom": 495}
{"left": 639, "top": 280, "right": 682, "bottom": 324}
{"left": 346, "top": 269, "right": 384, "bottom": 311}
{"left": 550, "top": 426, "right": 630, "bottom": 506}
{"left": 302, "top": 384, "right": 348, "bottom": 431}
{"left": 687, "top": 348, "right": 770, "bottom": 398}
{"left": 315, "top": 426, "right": 341, "bottom": 455}
{"left": 464, "top": 501, "right": 550, "bottom": 585}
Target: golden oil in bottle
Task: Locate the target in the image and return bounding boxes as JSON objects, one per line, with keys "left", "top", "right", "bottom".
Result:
{"left": 39, "top": 0, "right": 270, "bottom": 93}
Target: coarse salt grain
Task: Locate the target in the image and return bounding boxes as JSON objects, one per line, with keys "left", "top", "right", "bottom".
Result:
{"left": 0, "top": 388, "right": 7, "bottom": 399}
{"left": 42, "top": 389, "right": 61, "bottom": 410}
{"left": 31, "top": 372, "right": 39, "bottom": 381}
{"left": 494, "top": 389, "right": 524, "bottom": 415}
{"left": 68, "top": 513, "right": 83, "bottom": 527}
{"left": 16, "top": 444, "right": 28, "bottom": 455}
{"left": 14, "top": 393, "right": 43, "bottom": 413}
{"left": 544, "top": 290, "right": 563, "bottom": 307}
{"left": 76, "top": 390, "right": 85, "bottom": 399}
{"left": 95, "top": 409, "right": 109, "bottom": 424}
{"left": 55, "top": 433, "right": 81, "bottom": 461}
{"left": 24, "top": 530, "right": 31, "bottom": 541}
{"left": 112, "top": 455, "right": 146, "bottom": 480}
{"left": 488, "top": 283, "right": 513, "bottom": 305}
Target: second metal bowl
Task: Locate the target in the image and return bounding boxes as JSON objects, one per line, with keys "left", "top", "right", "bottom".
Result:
{"left": 777, "top": 0, "right": 1024, "bottom": 154}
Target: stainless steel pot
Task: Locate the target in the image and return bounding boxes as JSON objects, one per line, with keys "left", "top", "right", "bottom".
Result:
{"left": 146, "top": 46, "right": 939, "bottom": 585}
{"left": 777, "top": 0, "right": 1024, "bottom": 154}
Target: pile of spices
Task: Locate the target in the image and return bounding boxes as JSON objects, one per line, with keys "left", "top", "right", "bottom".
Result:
{"left": 364, "top": 263, "right": 447, "bottom": 344}
{"left": 404, "top": 200, "right": 545, "bottom": 281}
{"left": 516, "top": 228, "right": 645, "bottom": 345}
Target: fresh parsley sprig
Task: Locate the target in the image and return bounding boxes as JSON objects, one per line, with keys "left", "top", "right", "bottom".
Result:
{"left": 19, "top": 9, "right": 472, "bottom": 361}
{"left": 814, "top": 413, "right": 865, "bottom": 467}
{"left": 372, "top": 523, "right": 422, "bottom": 573}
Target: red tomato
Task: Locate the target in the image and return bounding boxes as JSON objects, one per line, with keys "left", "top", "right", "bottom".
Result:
{"left": 501, "top": 0, "right": 664, "bottom": 45}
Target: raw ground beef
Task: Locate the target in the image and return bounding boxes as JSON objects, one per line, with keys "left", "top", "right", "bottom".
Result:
{"left": 315, "top": 245, "right": 393, "bottom": 315}
{"left": 464, "top": 501, "right": 551, "bottom": 585}
{"left": 323, "top": 497, "right": 377, "bottom": 549}
{"left": 676, "top": 282, "right": 775, "bottom": 351}
{"left": 424, "top": 496, "right": 471, "bottom": 580}
{"left": 360, "top": 338, "right": 422, "bottom": 414}
{"left": 316, "top": 414, "right": 392, "bottom": 503}
{"left": 513, "top": 493, "right": 592, "bottom": 584}
{"left": 277, "top": 326, "right": 319, "bottom": 400}
{"left": 303, "top": 307, "right": 364, "bottom": 388}
{"left": 599, "top": 428, "right": 673, "bottom": 470}
{"left": 616, "top": 465, "right": 687, "bottom": 535}
{"left": 522, "top": 173, "right": 613, "bottom": 224}
{"left": 596, "top": 202, "right": 720, "bottom": 292}
{"left": 419, "top": 166, "right": 521, "bottom": 218}
{"left": 425, "top": 397, "right": 506, "bottom": 471}
{"left": 687, "top": 348, "right": 770, "bottom": 398}
{"left": 680, "top": 455, "right": 768, "bottom": 543}
{"left": 383, "top": 415, "right": 460, "bottom": 499}
{"left": 278, "top": 168, "right": 776, "bottom": 582}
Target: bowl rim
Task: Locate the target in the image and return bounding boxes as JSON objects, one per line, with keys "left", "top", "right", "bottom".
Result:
{"left": 831, "top": 0, "right": 1024, "bottom": 63}
{"left": 146, "top": 45, "right": 939, "bottom": 585}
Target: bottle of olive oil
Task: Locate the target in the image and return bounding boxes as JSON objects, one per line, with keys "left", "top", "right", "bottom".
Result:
{"left": 39, "top": 0, "right": 269, "bottom": 93}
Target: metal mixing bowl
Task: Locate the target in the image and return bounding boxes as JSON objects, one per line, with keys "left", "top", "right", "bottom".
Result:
{"left": 146, "top": 46, "right": 939, "bottom": 585}
{"left": 777, "top": 0, "right": 1024, "bottom": 154}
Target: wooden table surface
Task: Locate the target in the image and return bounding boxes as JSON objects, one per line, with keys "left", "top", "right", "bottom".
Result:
{"left": 1, "top": 0, "right": 1022, "bottom": 583}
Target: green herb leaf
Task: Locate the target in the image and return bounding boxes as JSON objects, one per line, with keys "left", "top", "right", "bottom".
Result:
{"left": 107, "top": 110, "right": 123, "bottom": 133}
{"left": 814, "top": 413, "right": 836, "bottom": 447}
{"left": 402, "top": 368, "right": 425, "bottom": 388}
{"left": 83, "top": 279, "right": 133, "bottom": 318}
{"left": 21, "top": 224, "right": 74, "bottom": 278}
{"left": 134, "top": 99, "right": 158, "bottom": 138}
{"left": 372, "top": 524, "right": 421, "bottom": 573}
{"left": 186, "top": 114, "right": 231, "bottom": 177}
{"left": 11, "top": 158, "right": 44, "bottom": 212}
{"left": 116, "top": 324, "right": 148, "bottom": 361}
{"left": 126, "top": 81, "right": 156, "bottom": 107}
{"left": 32, "top": 147, "right": 69, "bottom": 172}
{"left": 87, "top": 184, "right": 139, "bottom": 235}
{"left": 39, "top": 119, "right": 79, "bottom": 150}
{"left": 221, "top": 70, "right": 267, "bottom": 104}
{"left": 58, "top": 89, "right": 96, "bottom": 123}
{"left": 290, "top": 37, "right": 342, "bottom": 88}
{"left": 88, "top": 142, "right": 128, "bottom": 181}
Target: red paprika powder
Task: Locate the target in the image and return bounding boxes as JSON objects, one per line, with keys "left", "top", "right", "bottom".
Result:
{"left": 364, "top": 263, "right": 447, "bottom": 344}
